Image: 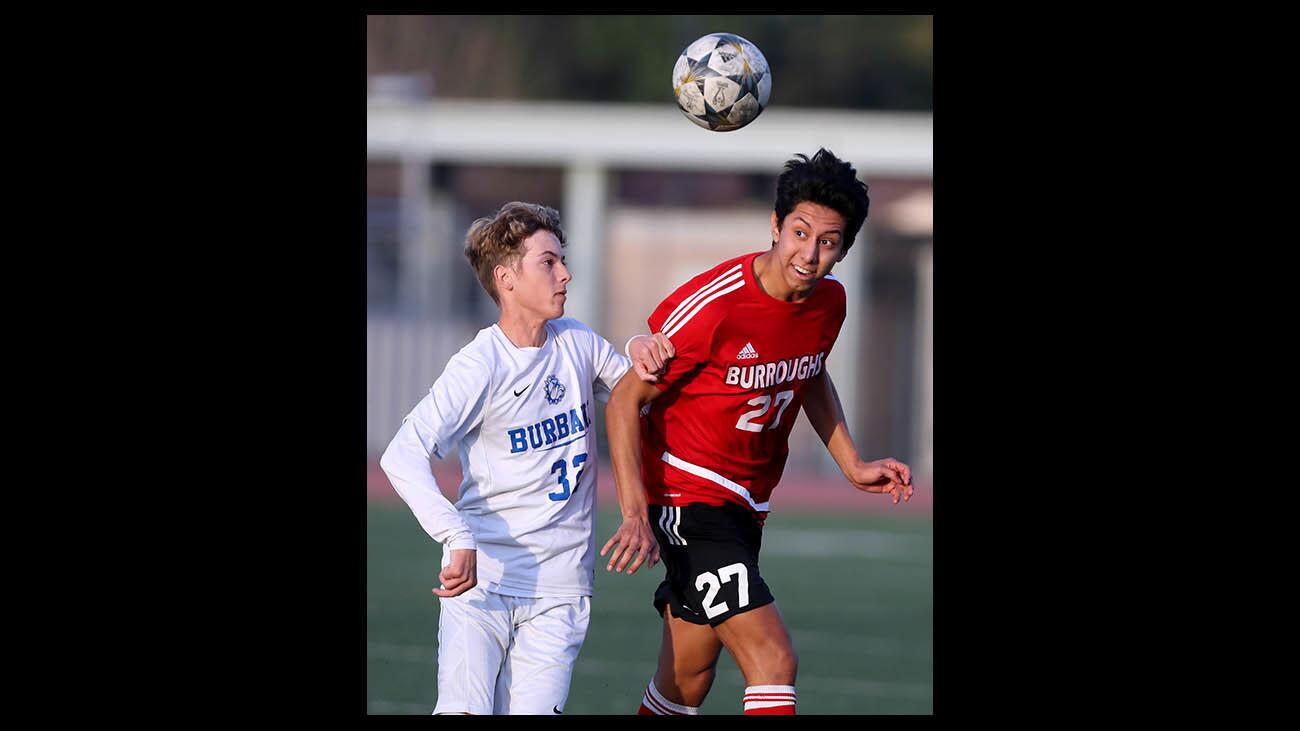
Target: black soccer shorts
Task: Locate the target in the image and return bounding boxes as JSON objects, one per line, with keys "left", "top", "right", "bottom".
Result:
{"left": 649, "top": 502, "right": 775, "bottom": 627}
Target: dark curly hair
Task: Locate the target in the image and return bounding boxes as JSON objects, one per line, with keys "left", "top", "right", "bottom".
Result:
{"left": 773, "top": 148, "right": 870, "bottom": 253}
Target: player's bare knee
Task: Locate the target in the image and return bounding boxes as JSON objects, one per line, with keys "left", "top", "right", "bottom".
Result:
{"left": 780, "top": 647, "right": 799, "bottom": 679}
{"left": 656, "top": 667, "right": 713, "bottom": 706}
{"left": 760, "top": 645, "right": 798, "bottom": 683}
{"left": 683, "top": 667, "right": 716, "bottom": 699}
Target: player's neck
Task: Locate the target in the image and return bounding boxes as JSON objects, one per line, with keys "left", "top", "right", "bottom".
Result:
{"left": 496, "top": 305, "right": 550, "bottom": 349}
{"left": 752, "top": 250, "right": 810, "bottom": 303}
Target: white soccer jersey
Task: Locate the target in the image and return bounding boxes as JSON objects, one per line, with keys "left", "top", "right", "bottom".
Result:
{"left": 380, "top": 317, "right": 631, "bottom": 598}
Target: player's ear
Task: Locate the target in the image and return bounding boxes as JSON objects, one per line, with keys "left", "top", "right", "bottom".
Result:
{"left": 494, "top": 263, "right": 513, "bottom": 294}
{"left": 770, "top": 211, "right": 780, "bottom": 245}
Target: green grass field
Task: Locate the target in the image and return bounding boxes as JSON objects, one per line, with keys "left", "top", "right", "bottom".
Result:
{"left": 367, "top": 503, "right": 932, "bottom": 715}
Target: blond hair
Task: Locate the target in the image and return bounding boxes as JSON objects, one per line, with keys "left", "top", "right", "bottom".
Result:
{"left": 464, "top": 202, "right": 566, "bottom": 304}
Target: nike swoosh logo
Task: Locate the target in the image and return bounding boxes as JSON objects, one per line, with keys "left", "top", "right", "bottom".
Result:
{"left": 553, "top": 706, "right": 563, "bottom": 714}
{"left": 513, "top": 386, "right": 529, "bottom": 397}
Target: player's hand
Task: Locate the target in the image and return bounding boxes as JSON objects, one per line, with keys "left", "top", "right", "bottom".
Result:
{"left": 847, "top": 457, "right": 914, "bottom": 505}
{"left": 432, "top": 548, "right": 478, "bottom": 598}
{"left": 600, "top": 516, "right": 660, "bottom": 575}
{"left": 629, "top": 333, "right": 676, "bottom": 383}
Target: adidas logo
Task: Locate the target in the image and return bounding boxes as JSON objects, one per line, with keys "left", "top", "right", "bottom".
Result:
{"left": 736, "top": 342, "right": 759, "bottom": 360}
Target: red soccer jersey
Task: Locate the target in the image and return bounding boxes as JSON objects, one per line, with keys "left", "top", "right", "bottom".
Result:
{"left": 641, "top": 251, "right": 846, "bottom": 518}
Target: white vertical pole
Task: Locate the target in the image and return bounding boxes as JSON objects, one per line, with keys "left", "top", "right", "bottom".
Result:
{"left": 428, "top": 189, "right": 457, "bottom": 319}
{"left": 822, "top": 226, "right": 866, "bottom": 474}
{"left": 399, "top": 154, "right": 438, "bottom": 319}
{"left": 562, "top": 161, "right": 608, "bottom": 334}
{"left": 913, "top": 241, "right": 933, "bottom": 481}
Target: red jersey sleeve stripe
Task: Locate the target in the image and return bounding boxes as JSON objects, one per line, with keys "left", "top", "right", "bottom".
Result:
{"left": 659, "top": 264, "right": 743, "bottom": 334}
{"left": 662, "top": 277, "right": 746, "bottom": 339}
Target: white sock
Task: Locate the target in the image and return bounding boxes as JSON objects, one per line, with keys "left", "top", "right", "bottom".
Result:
{"left": 643, "top": 680, "right": 701, "bottom": 715}
{"left": 744, "top": 684, "right": 797, "bottom": 712}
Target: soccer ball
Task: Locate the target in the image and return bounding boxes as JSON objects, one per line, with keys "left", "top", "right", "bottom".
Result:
{"left": 672, "top": 33, "right": 772, "bottom": 132}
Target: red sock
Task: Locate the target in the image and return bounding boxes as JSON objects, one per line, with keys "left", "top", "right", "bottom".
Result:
{"left": 743, "top": 685, "right": 796, "bottom": 715}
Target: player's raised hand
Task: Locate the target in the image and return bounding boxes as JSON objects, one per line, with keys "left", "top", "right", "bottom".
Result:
{"left": 846, "top": 457, "right": 914, "bottom": 505}
{"left": 629, "top": 333, "right": 676, "bottom": 383}
{"left": 600, "top": 515, "right": 660, "bottom": 575}
{"left": 432, "top": 548, "right": 478, "bottom": 598}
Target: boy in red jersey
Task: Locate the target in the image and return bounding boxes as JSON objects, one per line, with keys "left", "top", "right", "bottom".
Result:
{"left": 601, "top": 149, "right": 914, "bottom": 715}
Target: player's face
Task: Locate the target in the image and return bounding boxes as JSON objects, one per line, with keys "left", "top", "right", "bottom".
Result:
{"left": 510, "top": 230, "right": 571, "bottom": 320}
{"left": 770, "top": 201, "right": 847, "bottom": 299}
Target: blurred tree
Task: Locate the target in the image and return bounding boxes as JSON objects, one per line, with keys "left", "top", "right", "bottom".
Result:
{"left": 367, "top": 14, "right": 931, "bottom": 110}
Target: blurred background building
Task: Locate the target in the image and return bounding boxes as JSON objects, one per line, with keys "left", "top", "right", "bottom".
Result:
{"left": 366, "top": 14, "right": 932, "bottom": 488}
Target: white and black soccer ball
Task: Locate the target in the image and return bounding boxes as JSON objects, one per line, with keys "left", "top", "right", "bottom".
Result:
{"left": 671, "top": 32, "right": 772, "bottom": 132}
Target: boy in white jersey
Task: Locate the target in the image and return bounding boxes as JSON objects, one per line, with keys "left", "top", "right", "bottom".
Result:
{"left": 379, "top": 202, "right": 670, "bottom": 715}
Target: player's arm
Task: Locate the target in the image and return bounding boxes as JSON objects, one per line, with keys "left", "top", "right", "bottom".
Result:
{"left": 625, "top": 332, "right": 676, "bottom": 383}
{"left": 380, "top": 419, "right": 479, "bottom": 597}
{"left": 600, "top": 374, "right": 666, "bottom": 575}
{"left": 592, "top": 331, "right": 674, "bottom": 397}
{"left": 600, "top": 275, "right": 709, "bottom": 571}
{"left": 801, "top": 369, "right": 914, "bottom": 505}
{"left": 379, "top": 354, "right": 487, "bottom": 597}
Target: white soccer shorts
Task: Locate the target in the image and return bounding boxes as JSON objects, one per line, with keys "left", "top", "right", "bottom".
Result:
{"left": 432, "top": 584, "right": 591, "bottom": 715}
